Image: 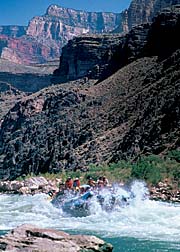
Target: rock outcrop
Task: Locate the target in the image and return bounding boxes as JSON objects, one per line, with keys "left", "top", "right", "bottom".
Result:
{"left": 0, "top": 224, "right": 113, "bottom": 252}
{"left": 53, "top": 23, "right": 150, "bottom": 82}
{"left": 52, "top": 34, "right": 124, "bottom": 83}
{"left": 54, "top": 3, "right": 180, "bottom": 83}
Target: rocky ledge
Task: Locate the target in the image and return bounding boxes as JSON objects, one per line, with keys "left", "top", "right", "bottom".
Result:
{"left": 0, "top": 224, "right": 113, "bottom": 252}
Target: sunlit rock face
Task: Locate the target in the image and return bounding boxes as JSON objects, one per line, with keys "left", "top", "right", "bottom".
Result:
{"left": 0, "top": 5, "right": 121, "bottom": 65}
{"left": 28, "top": 4, "right": 121, "bottom": 36}
{"left": 0, "top": 35, "right": 54, "bottom": 65}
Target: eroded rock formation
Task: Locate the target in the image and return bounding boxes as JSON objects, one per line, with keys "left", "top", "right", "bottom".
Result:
{"left": 0, "top": 35, "right": 56, "bottom": 65}
{"left": 0, "top": 82, "right": 26, "bottom": 124}
{"left": 52, "top": 34, "right": 124, "bottom": 82}
{"left": 0, "top": 5, "right": 121, "bottom": 65}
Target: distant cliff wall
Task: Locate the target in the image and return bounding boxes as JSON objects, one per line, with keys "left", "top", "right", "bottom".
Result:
{"left": 0, "top": 5, "right": 121, "bottom": 65}
{"left": 0, "top": 1, "right": 179, "bottom": 65}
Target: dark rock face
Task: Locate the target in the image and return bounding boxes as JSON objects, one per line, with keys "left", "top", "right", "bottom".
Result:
{"left": 115, "top": 0, "right": 180, "bottom": 32}
{"left": 0, "top": 82, "right": 26, "bottom": 124}
{"left": 53, "top": 34, "right": 124, "bottom": 83}
{"left": 0, "top": 9, "right": 180, "bottom": 180}
{"left": 144, "top": 5, "right": 180, "bottom": 58}
{"left": 0, "top": 224, "right": 113, "bottom": 252}
{"left": 0, "top": 85, "right": 100, "bottom": 179}
{"left": 52, "top": 23, "right": 150, "bottom": 82}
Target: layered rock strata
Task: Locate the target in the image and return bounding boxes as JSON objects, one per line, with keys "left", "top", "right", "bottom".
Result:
{"left": 52, "top": 23, "right": 150, "bottom": 82}
{"left": 0, "top": 35, "right": 56, "bottom": 65}
{"left": 52, "top": 34, "right": 124, "bottom": 83}
{"left": 0, "top": 5, "right": 121, "bottom": 65}
{"left": 1, "top": 1, "right": 179, "bottom": 64}
{"left": 115, "top": 0, "right": 180, "bottom": 32}
{"left": 0, "top": 58, "right": 59, "bottom": 93}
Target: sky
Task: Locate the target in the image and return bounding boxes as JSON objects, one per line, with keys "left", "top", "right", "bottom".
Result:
{"left": 0, "top": 0, "right": 131, "bottom": 26}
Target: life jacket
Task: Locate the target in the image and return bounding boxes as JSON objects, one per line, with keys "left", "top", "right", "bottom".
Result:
{"left": 65, "top": 179, "right": 73, "bottom": 189}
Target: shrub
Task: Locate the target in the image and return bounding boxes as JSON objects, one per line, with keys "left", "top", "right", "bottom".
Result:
{"left": 131, "top": 155, "right": 163, "bottom": 185}
{"left": 167, "top": 150, "right": 180, "bottom": 162}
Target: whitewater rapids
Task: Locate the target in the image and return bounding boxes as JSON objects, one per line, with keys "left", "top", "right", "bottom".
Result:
{"left": 0, "top": 181, "right": 179, "bottom": 244}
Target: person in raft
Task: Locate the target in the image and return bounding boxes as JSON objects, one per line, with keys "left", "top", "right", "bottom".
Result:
{"left": 65, "top": 177, "right": 73, "bottom": 190}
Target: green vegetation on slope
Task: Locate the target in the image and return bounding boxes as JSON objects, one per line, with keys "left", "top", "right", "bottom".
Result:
{"left": 18, "top": 151, "right": 180, "bottom": 188}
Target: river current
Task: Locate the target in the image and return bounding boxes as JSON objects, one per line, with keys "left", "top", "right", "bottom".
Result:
{"left": 0, "top": 181, "right": 179, "bottom": 251}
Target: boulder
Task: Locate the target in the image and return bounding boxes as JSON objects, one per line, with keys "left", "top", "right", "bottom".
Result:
{"left": 0, "top": 224, "right": 113, "bottom": 252}
{"left": 24, "top": 177, "right": 49, "bottom": 189}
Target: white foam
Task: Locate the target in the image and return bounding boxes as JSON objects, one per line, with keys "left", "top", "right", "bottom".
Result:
{"left": 0, "top": 181, "right": 179, "bottom": 242}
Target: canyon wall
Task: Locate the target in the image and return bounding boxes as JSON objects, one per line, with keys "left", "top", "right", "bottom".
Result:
{"left": 0, "top": 8, "right": 180, "bottom": 179}
{"left": 0, "top": 5, "right": 121, "bottom": 65}
{"left": 0, "top": 1, "right": 179, "bottom": 65}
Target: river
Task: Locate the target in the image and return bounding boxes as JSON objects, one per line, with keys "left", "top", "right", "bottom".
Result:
{"left": 0, "top": 181, "right": 179, "bottom": 251}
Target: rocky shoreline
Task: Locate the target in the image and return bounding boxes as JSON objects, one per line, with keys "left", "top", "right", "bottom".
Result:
{"left": 0, "top": 177, "right": 59, "bottom": 195}
{"left": 0, "top": 224, "right": 113, "bottom": 252}
{"left": 0, "top": 177, "right": 179, "bottom": 203}
{"left": 149, "top": 181, "right": 180, "bottom": 203}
